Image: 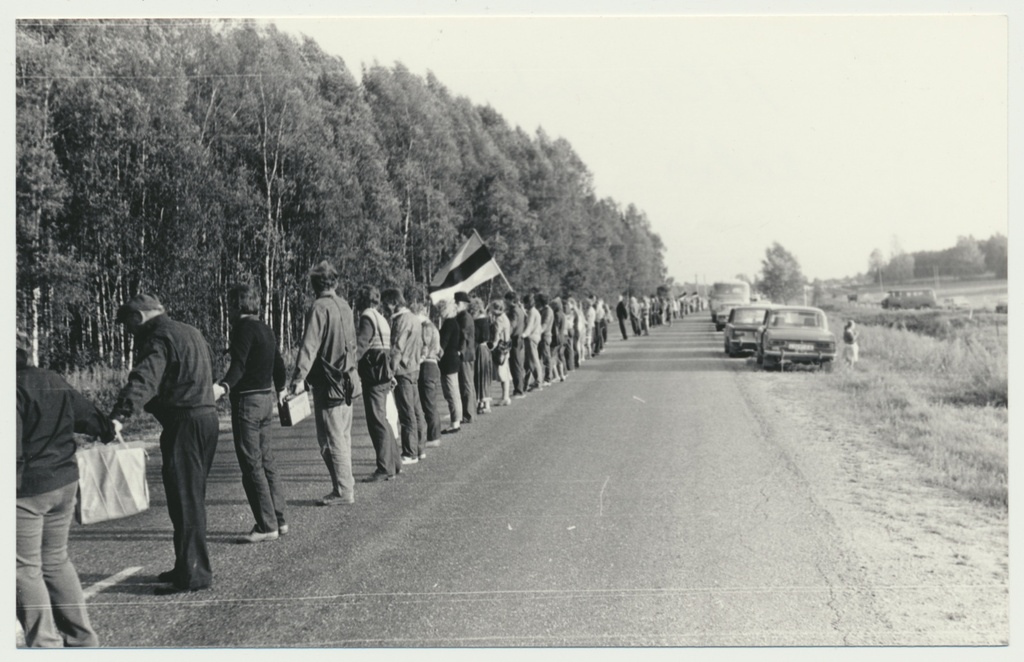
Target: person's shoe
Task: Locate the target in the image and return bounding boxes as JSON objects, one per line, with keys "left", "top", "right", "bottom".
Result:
{"left": 513, "top": 393, "right": 526, "bottom": 400}
{"left": 157, "top": 569, "right": 179, "bottom": 583}
{"left": 238, "top": 526, "right": 279, "bottom": 543}
{"left": 542, "top": 381, "right": 551, "bottom": 387}
{"left": 278, "top": 523, "right": 289, "bottom": 536}
{"left": 401, "top": 455, "right": 419, "bottom": 465}
{"left": 319, "top": 492, "right": 354, "bottom": 506}
{"left": 425, "top": 439, "right": 441, "bottom": 447}
{"left": 441, "top": 427, "right": 461, "bottom": 435}
{"left": 363, "top": 471, "right": 395, "bottom": 483}
{"left": 461, "top": 417, "right": 473, "bottom": 424}
{"left": 500, "top": 398, "right": 511, "bottom": 406}
{"left": 154, "top": 584, "right": 210, "bottom": 596}
{"left": 418, "top": 452, "right": 427, "bottom": 460}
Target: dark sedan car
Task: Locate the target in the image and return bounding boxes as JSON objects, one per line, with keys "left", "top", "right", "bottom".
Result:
{"left": 723, "top": 305, "right": 773, "bottom": 357}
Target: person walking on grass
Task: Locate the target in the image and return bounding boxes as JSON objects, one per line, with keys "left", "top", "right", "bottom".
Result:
{"left": 17, "top": 332, "right": 116, "bottom": 646}
{"left": 290, "top": 262, "right": 359, "bottom": 506}
{"left": 217, "top": 283, "right": 288, "bottom": 541}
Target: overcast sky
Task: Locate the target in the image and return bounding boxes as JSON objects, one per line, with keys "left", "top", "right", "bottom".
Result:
{"left": 5, "top": 1, "right": 1016, "bottom": 288}
{"left": 266, "top": 6, "right": 1009, "bottom": 285}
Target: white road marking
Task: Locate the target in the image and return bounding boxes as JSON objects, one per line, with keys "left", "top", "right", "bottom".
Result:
{"left": 599, "top": 475, "right": 611, "bottom": 516}
{"left": 632, "top": 395, "right": 646, "bottom": 403}
{"left": 83, "top": 566, "right": 143, "bottom": 599}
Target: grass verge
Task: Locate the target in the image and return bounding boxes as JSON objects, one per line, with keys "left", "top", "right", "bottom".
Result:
{"left": 821, "top": 314, "right": 1007, "bottom": 508}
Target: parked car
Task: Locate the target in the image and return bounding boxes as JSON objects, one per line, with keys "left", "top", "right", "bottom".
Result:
{"left": 995, "top": 300, "right": 1008, "bottom": 314}
{"left": 723, "top": 304, "right": 773, "bottom": 357}
{"left": 715, "top": 304, "right": 737, "bottom": 332}
{"left": 881, "top": 288, "right": 937, "bottom": 310}
{"left": 942, "top": 296, "right": 970, "bottom": 311}
{"left": 755, "top": 306, "right": 837, "bottom": 370}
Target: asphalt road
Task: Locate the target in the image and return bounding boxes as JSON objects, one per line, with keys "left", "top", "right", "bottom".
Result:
{"left": 71, "top": 312, "right": 893, "bottom": 647}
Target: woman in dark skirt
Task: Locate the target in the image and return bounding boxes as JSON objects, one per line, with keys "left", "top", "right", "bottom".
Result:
{"left": 471, "top": 297, "right": 494, "bottom": 414}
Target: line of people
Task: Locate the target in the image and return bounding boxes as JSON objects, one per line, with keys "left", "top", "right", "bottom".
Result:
{"left": 15, "top": 256, "right": 648, "bottom": 646}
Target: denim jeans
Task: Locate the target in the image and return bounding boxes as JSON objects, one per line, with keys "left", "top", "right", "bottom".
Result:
{"left": 312, "top": 388, "right": 355, "bottom": 497}
{"left": 394, "top": 372, "right": 425, "bottom": 458}
{"left": 440, "top": 370, "right": 463, "bottom": 427}
{"left": 231, "top": 391, "right": 286, "bottom": 532}
{"left": 418, "top": 361, "right": 442, "bottom": 441}
{"left": 509, "top": 336, "right": 525, "bottom": 395}
{"left": 17, "top": 482, "right": 98, "bottom": 647}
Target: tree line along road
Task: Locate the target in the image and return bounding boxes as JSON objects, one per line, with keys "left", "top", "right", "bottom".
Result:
{"left": 63, "top": 312, "right": 1005, "bottom": 647}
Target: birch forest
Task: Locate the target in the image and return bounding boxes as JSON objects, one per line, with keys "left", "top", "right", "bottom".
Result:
{"left": 16, "top": 20, "right": 669, "bottom": 370}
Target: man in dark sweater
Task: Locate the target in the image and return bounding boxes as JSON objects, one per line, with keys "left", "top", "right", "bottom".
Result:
{"left": 110, "top": 294, "right": 219, "bottom": 595}
{"left": 454, "top": 291, "right": 476, "bottom": 424}
{"left": 17, "top": 332, "right": 115, "bottom": 647}
{"left": 214, "top": 284, "right": 287, "bottom": 543}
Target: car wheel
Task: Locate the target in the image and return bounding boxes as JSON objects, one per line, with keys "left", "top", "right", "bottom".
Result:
{"left": 762, "top": 356, "right": 777, "bottom": 371}
{"left": 820, "top": 360, "right": 833, "bottom": 373}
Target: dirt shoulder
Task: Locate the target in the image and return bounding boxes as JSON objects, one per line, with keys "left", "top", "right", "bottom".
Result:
{"left": 736, "top": 360, "right": 1008, "bottom": 644}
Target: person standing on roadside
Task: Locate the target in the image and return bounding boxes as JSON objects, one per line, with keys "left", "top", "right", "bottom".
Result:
{"left": 521, "top": 293, "right": 544, "bottom": 392}
{"left": 291, "top": 261, "right": 359, "bottom": 506}
{"left": 537, "top": 293, "right": 554, "bottom": 386}
{"left": 216, "top": 283, "right": 288, "bottom": 542}
{"left": 382, "top": 288, "right": 425, "bottom": 466}
{"left": 411, "top": 300, "right": 443, "bottom": 449}
{"left": 455, "top": 291, "right": 477, "bottom": 424}
{"left": 17, "top": 332, "right": 116, "bottom": 646}
{"left": 437, "top": 299, "right": 464, "bottom": 434}
{"left": 843, "top": 320, "right": 860, "bottom": 368}
{"left": 616, "top": 294, "right": 630, "bottom": 340}
{"left": 110, "top": 294, "right": 219, "bottom": 595}
{"left": 355, "top": 285, "right": 401, "bottom": 482}
{"left": 504, "top": 291, "right": 526, "bottom": 398}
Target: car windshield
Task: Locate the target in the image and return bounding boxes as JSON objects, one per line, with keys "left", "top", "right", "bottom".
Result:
{"left": 770, "top": 311, "right": 822, "bottom": 328}
{"left": 732, "top": 309, "right": 766, "bottom": 324}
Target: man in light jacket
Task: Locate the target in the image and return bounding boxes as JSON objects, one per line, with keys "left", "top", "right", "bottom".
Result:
{"left": 382, "top": 289, "right": 425, "bottom": 465}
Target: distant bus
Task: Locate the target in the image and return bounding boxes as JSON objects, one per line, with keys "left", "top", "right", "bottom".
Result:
{"left": 710, "top": 281, "right": 751, "bottom": 329}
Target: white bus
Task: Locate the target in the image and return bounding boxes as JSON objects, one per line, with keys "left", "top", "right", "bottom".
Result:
{"left": 710, "top": 281, "right": 751, "bottom": 330}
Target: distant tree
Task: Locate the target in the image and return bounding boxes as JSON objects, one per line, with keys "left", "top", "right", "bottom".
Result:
{"left": 759, "top": 242, "right": 805, "bottom": 304}
{"left": 980, "top": 233, "right": 1008, "bottom": 279}
{"left": 885, "top": 253, "right": 915, "bottom": 284}
{"left": 868, "top": 248, "right": 887, "bottom": 285}
{"left": 947, "top": 236, "right": 987, "bottom": 277}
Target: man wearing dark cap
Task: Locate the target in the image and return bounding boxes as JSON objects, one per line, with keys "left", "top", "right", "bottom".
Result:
{"left": 110, "top": 294, "right": 220, "bottom": 595}
{"left": 454, "top": 291, "right": 476, "bottom": 424}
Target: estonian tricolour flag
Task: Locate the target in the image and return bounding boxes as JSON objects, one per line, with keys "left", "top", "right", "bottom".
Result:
{"left": 428, "top": 230, "right": 505, "bottom": 304}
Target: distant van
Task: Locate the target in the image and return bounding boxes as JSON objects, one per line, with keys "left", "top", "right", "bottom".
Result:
{"left": 881, "top": 288, "right": 937, "bottom": 310}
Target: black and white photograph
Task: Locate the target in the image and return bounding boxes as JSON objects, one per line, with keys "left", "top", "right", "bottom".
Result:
{"left": 8, "top": 0, "right": 1017, "bottom": 655}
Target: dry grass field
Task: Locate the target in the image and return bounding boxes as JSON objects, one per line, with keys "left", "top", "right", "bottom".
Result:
{"left": 821, "top": 310, "right": 1008, "bottom": 507}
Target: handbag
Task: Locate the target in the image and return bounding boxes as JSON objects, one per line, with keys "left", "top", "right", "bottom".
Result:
{"left": 492, "top": 339, "right": 510, "bottom": 365}
{"left": 75, "top": 441, "right": 150, "bottom": 525}
{"left": 357, "top": 310, "right": 393, "bottom": 386}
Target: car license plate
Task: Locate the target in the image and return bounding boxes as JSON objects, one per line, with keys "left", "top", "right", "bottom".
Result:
{"left": 788, "top": 343, "right": 814, "bottom": 352}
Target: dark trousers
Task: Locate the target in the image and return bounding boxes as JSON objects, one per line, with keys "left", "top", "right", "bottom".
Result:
{"left": 159, "top": 407, "right": 219, "bottom": 590}
{"left": 230, "top": 391, "right": 286, "bottom": 533}
{"left": 618, "top": 317, "right": 629, "bottom": 340}
{"left": 509, "top": 336, "right": 525, "bottom": 395}
{"left": 363, "top": 380, "right": 400, "bottom": 476}
{"left": 458, "top": 360, "right": 476, "bottom": 422}
{"left": 593, "top": 321, "right": 605, "bottom": 355}
{"left": 418, "top": 361, "right": 442, "bottom": 442}
{"left": 394, "top": 372, "right": 424, "bottom": 459}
